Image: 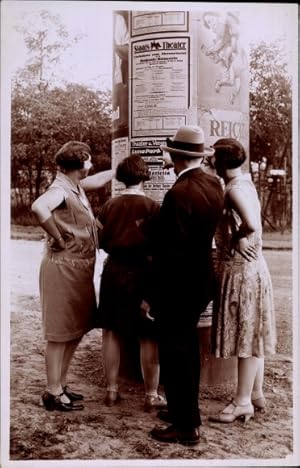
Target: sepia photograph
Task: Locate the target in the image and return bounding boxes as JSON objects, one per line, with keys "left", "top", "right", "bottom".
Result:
{"left": 1, "top": 1, "right": 298, "bottom": 467}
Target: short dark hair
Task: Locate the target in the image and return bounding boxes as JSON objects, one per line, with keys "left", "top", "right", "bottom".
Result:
{"left": 55, "top": 141, "right": 91, "bottom": 171}
{"left": 116, "top": 154, "right": 150, "bottom": 187}
{"left": 213, "top": 138, "right": 246, "bottom": 171}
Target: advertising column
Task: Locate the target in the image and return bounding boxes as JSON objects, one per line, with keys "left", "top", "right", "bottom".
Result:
{"left": 111, "top": 9, "right": 195, "bottom": 380}
{"left": 111, "top": 8, "right": 248, "bottom": 387}
{"left": 112, "top": 9, "right": 249, "bottom": 201}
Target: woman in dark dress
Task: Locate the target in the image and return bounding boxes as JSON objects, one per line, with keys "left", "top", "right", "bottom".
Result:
{"left": 97, "top": 155, "right": 167, "bottom": 411}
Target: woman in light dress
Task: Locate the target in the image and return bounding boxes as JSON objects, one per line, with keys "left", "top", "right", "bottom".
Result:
{"left": 32, "top": 141, "right": 113, "bottom": 411}
{"left": 209, "top": 138, "right": 276, "bottom": 423}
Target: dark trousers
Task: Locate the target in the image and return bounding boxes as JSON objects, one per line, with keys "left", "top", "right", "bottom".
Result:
{"left": 158, "top": 325, "right": 201, "bottom": 431}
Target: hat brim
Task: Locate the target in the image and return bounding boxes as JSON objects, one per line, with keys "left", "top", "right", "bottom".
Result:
{"left": 160, "top": 145, "right": 215, "bottom": 158}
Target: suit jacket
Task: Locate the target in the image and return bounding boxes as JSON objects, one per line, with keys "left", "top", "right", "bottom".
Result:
{"left": 151, "top": 167, "right": 224, "bottom": 329}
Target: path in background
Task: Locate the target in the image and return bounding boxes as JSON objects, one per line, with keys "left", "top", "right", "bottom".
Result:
{"left": 10, "top": 224, "right": 293, "bottom": 247}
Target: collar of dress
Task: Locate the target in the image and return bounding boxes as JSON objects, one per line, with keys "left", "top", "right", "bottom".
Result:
{"left": 56, "top": 172, "right": 81, "bottom": 195}
{"left": 121, "top": 188, "right": 145, "bottom": 196}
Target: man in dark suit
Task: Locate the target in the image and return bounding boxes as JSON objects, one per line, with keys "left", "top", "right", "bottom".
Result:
{"left": 147, "top": 125, "right": 224, "bottom": 445}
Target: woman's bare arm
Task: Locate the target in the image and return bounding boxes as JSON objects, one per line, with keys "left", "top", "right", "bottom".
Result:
{"left": 80, "top": 169, "right": 114, "bottom": 191}
{"left": 229, "top": 187, "right": 259, "bottom": 234}
{"left": 31, "top": 188, "right": 65, "bottom": 224}
{"left": 31, "top": 188, "right": 66, "bottom": 248}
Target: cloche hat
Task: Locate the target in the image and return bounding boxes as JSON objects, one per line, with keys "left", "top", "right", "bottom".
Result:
{"left": 160, "top": 125, "right": 215, "bottom": 158}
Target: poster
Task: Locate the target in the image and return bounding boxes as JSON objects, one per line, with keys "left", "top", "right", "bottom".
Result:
{"left": 195, "top": 9, "right": 249, "bottom": 158}
{"left": 131, "top": 36, "right": 190, "bottom": 137}
{"left": 131, "top": 10, "right": 188, "bottom": 36}
{"left": 111, "top": 137, "right": 129, "bottom": 195}
{"left": 112, "top": 10, "right": 129, "bottom": 139}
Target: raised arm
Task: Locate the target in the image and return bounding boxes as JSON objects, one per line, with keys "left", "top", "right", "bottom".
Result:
{"left": 80, "top": 169, "right": 114, "bottom": 192}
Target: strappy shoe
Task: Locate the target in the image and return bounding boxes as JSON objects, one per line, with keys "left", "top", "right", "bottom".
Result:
{"left": 104, "top": 390, "right": 121, "bottom": 407}
{"left": 208, "top": 399, "right": 254, "bottom": 423}
{"left": 252, "top": 396, "right": 266, "bottom": 412}
{"left": 42, "top": 391, "right": 84, "bottom": 412}
{"left": 144, "top": 394, "right": 167, "bottom": 412}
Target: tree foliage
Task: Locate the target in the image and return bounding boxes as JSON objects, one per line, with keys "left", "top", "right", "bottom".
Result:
{"left": 14, "top": 9, "right": 83, "bottom": 89}
{"left": 249, "top": 40, "right": 292, "bottom": 167}
{"left": 11, "top": 10, "right": 112, "bottom": 221}
{"left": 249, "top": 39, "right": 292, "bottom": 231}
{"left": 11, "top": 83, "right": 112, "bottom": 193}
{"left": 11, "top": 81, "right": 112, "bottom": 223}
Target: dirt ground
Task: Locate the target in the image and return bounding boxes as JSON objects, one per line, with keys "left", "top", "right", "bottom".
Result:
{"left": 5, "top": 238, "right": 297, "bottom": 464}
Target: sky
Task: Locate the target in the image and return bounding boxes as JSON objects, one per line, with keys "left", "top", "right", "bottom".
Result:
{"left": 1, "top": 1, "right": 298, "bottom": 90}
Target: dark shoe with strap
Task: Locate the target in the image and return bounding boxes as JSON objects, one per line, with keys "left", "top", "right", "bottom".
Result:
{"left": 150, "top": 425, "right": 200, "bottom": 446}
{"left": 42, "top": 391, "right": 84, "bottom": 412}
{"left": 157, "top": 409, "right": 172, "bottom": 423}
{"left": 63, "top": 385, "right": 84, "bottom": 401}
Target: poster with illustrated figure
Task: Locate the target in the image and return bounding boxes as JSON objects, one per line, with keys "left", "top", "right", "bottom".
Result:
{"left": 195, "top": 10, "right": 249, "bottom": 159}
{"left": 112, "top": 10, "right": 129, "bottom": 139}
{"left": 197, "top": 10, "right": 248, "bottom": 108}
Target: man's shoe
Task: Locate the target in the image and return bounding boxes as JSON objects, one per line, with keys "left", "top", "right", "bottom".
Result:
{"left": 150, "top": 425, "right": 200, "bottom": 446}
{"left": 157, "top": 409, "right": 172, "bottom": 423}
{"left": 63, "top": 385, "right": 84, "bottom": 401}
{"left": 144, "top": 394, "right": 167, "bottom": 412}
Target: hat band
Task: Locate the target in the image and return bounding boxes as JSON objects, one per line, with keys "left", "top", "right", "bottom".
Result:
{"left": 167, "top": 138, "right": 204, "bottom": 153}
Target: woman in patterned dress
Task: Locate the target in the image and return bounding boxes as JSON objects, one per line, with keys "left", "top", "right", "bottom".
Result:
{"left": 32, "top": 141, "right": 113, "bottom": 412}
{"left": 209, "top": 138, "right": 276, "bottom": 423}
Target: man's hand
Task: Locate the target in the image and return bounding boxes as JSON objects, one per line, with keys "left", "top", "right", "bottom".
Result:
{"left": 140, "top": 300, "right": 155, "bottom": 321}
{"left": 160, "top": 153, "right": 174, "bottom": 169}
